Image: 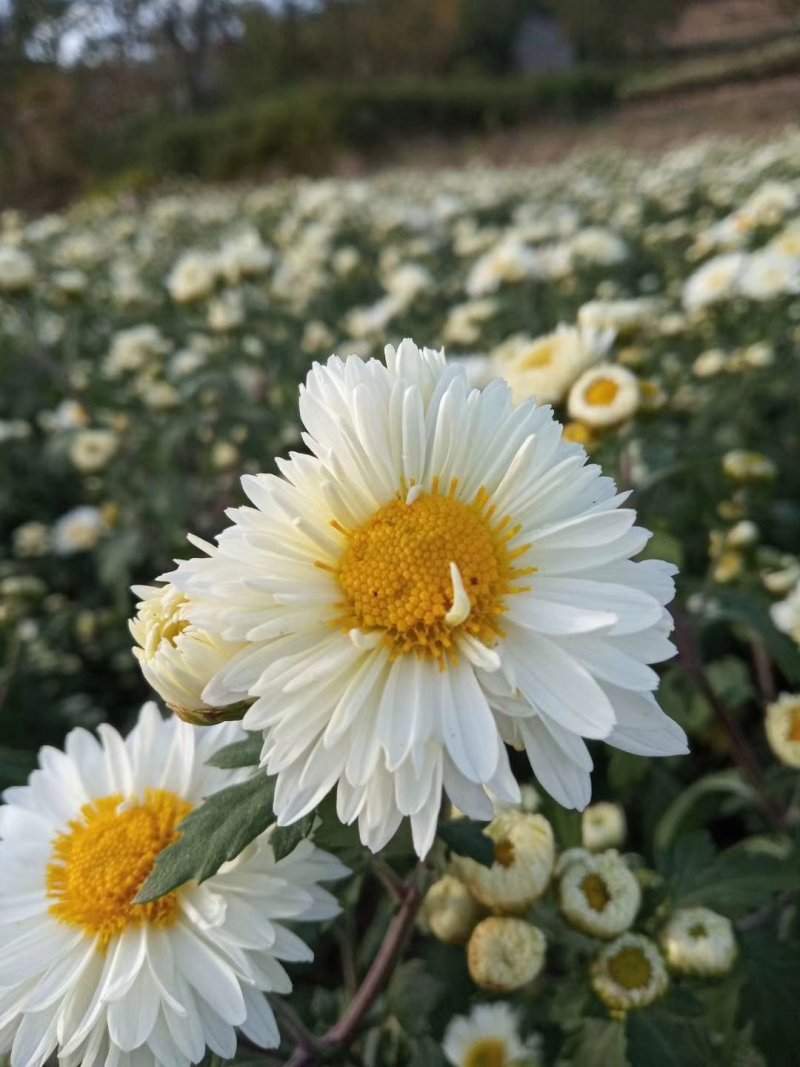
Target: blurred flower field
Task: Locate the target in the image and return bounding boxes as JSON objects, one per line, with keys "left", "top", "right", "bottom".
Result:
{"left": 2, "top": 132, "right": 800, "bottom": 1067}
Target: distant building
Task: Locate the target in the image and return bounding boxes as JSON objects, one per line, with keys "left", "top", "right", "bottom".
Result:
{"left": 513, "top": 13, "right": 575, "bottom": 74}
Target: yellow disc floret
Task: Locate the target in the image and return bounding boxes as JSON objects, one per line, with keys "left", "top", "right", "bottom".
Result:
{"left": 464, "top": 1038, "right": 507, "bottom": 1067}
{"left": 47, "top": 789, "right": 193, "bottom": 951}
{"left": 584, "top": 378, "right": 620, "bottom": 406}
{"left": 331, "top": 479, "right": 534, "bottom": 663}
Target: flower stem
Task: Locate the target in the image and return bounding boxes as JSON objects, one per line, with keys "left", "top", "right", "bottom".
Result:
{"left": 284, "top": 867, "right": 424, "bottom": 1066}
{"left": 672, "top": 609, "right": 784, "bottom": 829}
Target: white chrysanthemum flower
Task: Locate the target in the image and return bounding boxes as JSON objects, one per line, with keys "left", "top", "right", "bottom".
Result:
{"left": 722, "top": 450, "right": 776, "bottom": 482}
{"left": 764, "top": 692, "right": 800, "bottom": 767}
{"left": 69, "top": 430, "right": 118, "bottom": 474}
{"left": 591, "top": 933, "right": 668, "bottom": 1014}
{"left": 582, "top": 802, "right": 626, "bottom": 852}
{"left": 465, "top": 237, "right": 541, "bottom": 297}
{"left": 0, "top": 704, "right": 348, "bottom": 1067}
{"left": 443, "top": 1003, "right": 543, "bottom": 1067}
{"left": 166, "top": 339, "right": 686, "bottom": 857}
{"left": 167, "top": 251, "right": 219, "bottom": 303}
{"left": 570, "top": 227, "right": 628, "bottom": 266}
{"left": 452, "top": 812, "right": 554, "bottom": 914}
{"left": 493, "top": 326, "right": 611, "bottom": 406}
{"left": 467, "top": 917, "right": 546, "bottom": 993}
{"left": 739, "top": 251, "right": 800, "bottom": 302}
{"left": 682, "top": 253, "right": 746, "bottom": 312}
{"left": 130, "top": 583, "right": 246, "bottom": 724}
{"left": 660, "top": 907, "right": 737, "bottom": 977}
{"left": 559, "top": 850, "right": 640, "bottom": 939}
{"left": 567, "top": 365, "right": 639, "bottom": 429}
{"left": 0, "top": 244, "right": 35, "bottom": 292}
{"left": 422, "top": 875, "right": 482, "bottom": 945}
{"left": 52, "top": 506, "right": 106, "bottom": 556}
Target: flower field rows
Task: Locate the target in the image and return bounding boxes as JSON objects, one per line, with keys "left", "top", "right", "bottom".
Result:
{"left": 1, "top": 133, "right": 800, "bottom": 1067}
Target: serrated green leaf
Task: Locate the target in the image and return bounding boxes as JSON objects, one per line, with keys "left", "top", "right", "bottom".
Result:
{"left": 710, "top": 591, "right": 800, "bottom": 684}
{"left": 706, "top": 657, "right": 754, "bottom": 710}
{"left": 626, "top": 991, "right": 713, "bottom": 1067}
{"left": 271, "top": 813, "right": 318, "bottom": 861}
{"left": 387, "top": 960, "right": 445, "bottom": 1038}
{"left": 654, "top": 770, "right": 756, "bottom": 851}
{"left": 136, "top": 773, "right": 276, "bottom": 902}
{"left": 740, "top": 929, "right": 800, "bottom": 1067}
{"left": 206, "top": 735, "right": 263, "bottom": 769}
{"left": 438, "top": 819, "right": 493, "bottom": 866}
{"left": 559, "top": 1018, "right": 628, "bottom": 1067}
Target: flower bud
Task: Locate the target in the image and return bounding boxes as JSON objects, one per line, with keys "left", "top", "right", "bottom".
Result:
{"left": 582, "top": 803, "right": 626, "bottom": 852}
{"left": 559, "top": 850, "right": 640, "bottom": 939}
{"left": 765, "top": 693, "right": 800, "bottom": 768}
{"left": 422, "top": 875, "right": 482, "bottom": 945}
{"left": 591, "top": 933, "right": 668, "bottom": 1015}
{"left": 452, "top": 812, "right": 554, "bottom": 914}
{"left": 660, "top": 907, "right": 737, "bottom": 977}
{"left": 130, "top": 582, "right": 245, "bottom": 722}
{"left": 467, "top": 917, "right": 546, "bottom": 993}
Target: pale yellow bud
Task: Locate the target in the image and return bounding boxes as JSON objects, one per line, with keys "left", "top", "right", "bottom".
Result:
{"left": 467, "top": 917, "right": 546, "bottom": 993}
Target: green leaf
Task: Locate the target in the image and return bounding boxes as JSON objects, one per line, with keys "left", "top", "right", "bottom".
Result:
{"left": 136, "top": 773, "right": 276, "bottom": 902}
{"left": 405, "top": 1035, "right": 447, "bottom": 1067}
{"left": 559, "top": 1018, "right": 628, "bottom": 1067}
{"left": 626, "top": 991, "right": 713, "bottom": 1067}
{"left": 740, "top": 929, "right": 800, "bottom": 1067}
{"left": 387, "top": 960, "right": 445, "bottom": 1038}
{"left": 271, "top": 813, "right": 318, "bottom": 861}
{"left": 710, "top": 590, "right": 800, "bottom": 685}
{"left": 206, "top": 735, "right": 263, "bottom": 769}
{"left": 654, "top": 770, "right": 757, "bottom": 851}
{"left": 675, "top": 841, "right": 800, "bottom": 917}
{"left": 437, "top": 819, "right": 493, "bottom": 867}
{"left": 706, "top": 657, "right": 754, "bottom": 710}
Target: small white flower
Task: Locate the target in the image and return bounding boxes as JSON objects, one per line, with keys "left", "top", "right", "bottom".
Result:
{"left": 52, "top": 506, "right": 106, "bottom": 555}
{"left": 582, "top": 802, "right": 626, "bottom": 852}
{"left": 567, "top": 365, "right": 639, "bottom": 428}
{"left": 591, "top": 933, "right": 669, "bottom": 1013}
{"left": 0, "top": 705, "right": 348, "bottom": 1067}
{"left": 467, "top": 917, "right": 546, "bottom": 993}
{"left": 167, "top": 250, "right": 219, "bottom": 303}
{"left": 682, "top": 253, "right": 746, "bottom": 312}
{"left": 559, "top": 850, "right": 640, "bottom": 938}
{"left": 69, "top": 429, "right": 118, "bottom": 474}
{"left": 740, "top": 251, "right": 800, "bottom": 302}
{"left": 0, "top": 244, "right": 35, "bottom": 292}
{"left": 443, "top": 1003, "right": 542, "bottom": 1067}
{"left": 493, "top": 325, "right": 611, "bottom": 406}
{"left": 660, "top": 907, "right": 737, "bottom": 976}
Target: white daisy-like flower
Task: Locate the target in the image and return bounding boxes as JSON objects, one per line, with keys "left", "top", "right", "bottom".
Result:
{"left": 682, "top": 252, "right": 746, "bottom": 312}
{"left": 567, "top": 364, "right": 640, "bottom": 429}
{"left": 581, "top": 802, "right": 626, "bottom": 852}
{"left": 559, "top": 850, "right": 641, "bottom": 939}
{"left": 443, "top": 1002, "right": 542, "bottom": 1067}
{"left": 166, "top": 339, "right": 686, "bottom": 857}
{"left": 130, "top": 583, "right": 246, "bottom": 724}
{"left": 492, "top": 325, "right": 611, "bottom": 406}
{"left": 660, "top": 906, "right": 737, "bottom": 977}
{"left": 0, "top": 704, "right": 347, "bottom": 1067}
{"left": 591, "top": 933, "right": 668, "bottom": 1014}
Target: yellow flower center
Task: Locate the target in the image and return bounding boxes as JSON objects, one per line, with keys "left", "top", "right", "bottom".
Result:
{"left": 47, "top": 789, "right": 193, "bottom": 952}
{"left": 581, "top": 872, "right": 611, "bottom": 912}
{"left": 328, "top": 480, "right": 535, "bottom": 664}
{"left": 494, "top": 838, "right": 516, "bottom": 868}
{"left": 584, "top": 379, "right": 619, "bottom": 406}
{"left": 607, "top": 946, "right": 652, "bottom": 991}
{"left": 464, "top": 1038, "right": 508, "bottom": 1067}
{"left": 788, "top": 706, "right": 800, "bottom": 743}
{"left": 688, "top": 923, "right": 708, "bottom": 939}
{"left": 520, "top": 340, "right": 557, "bottom": 370}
